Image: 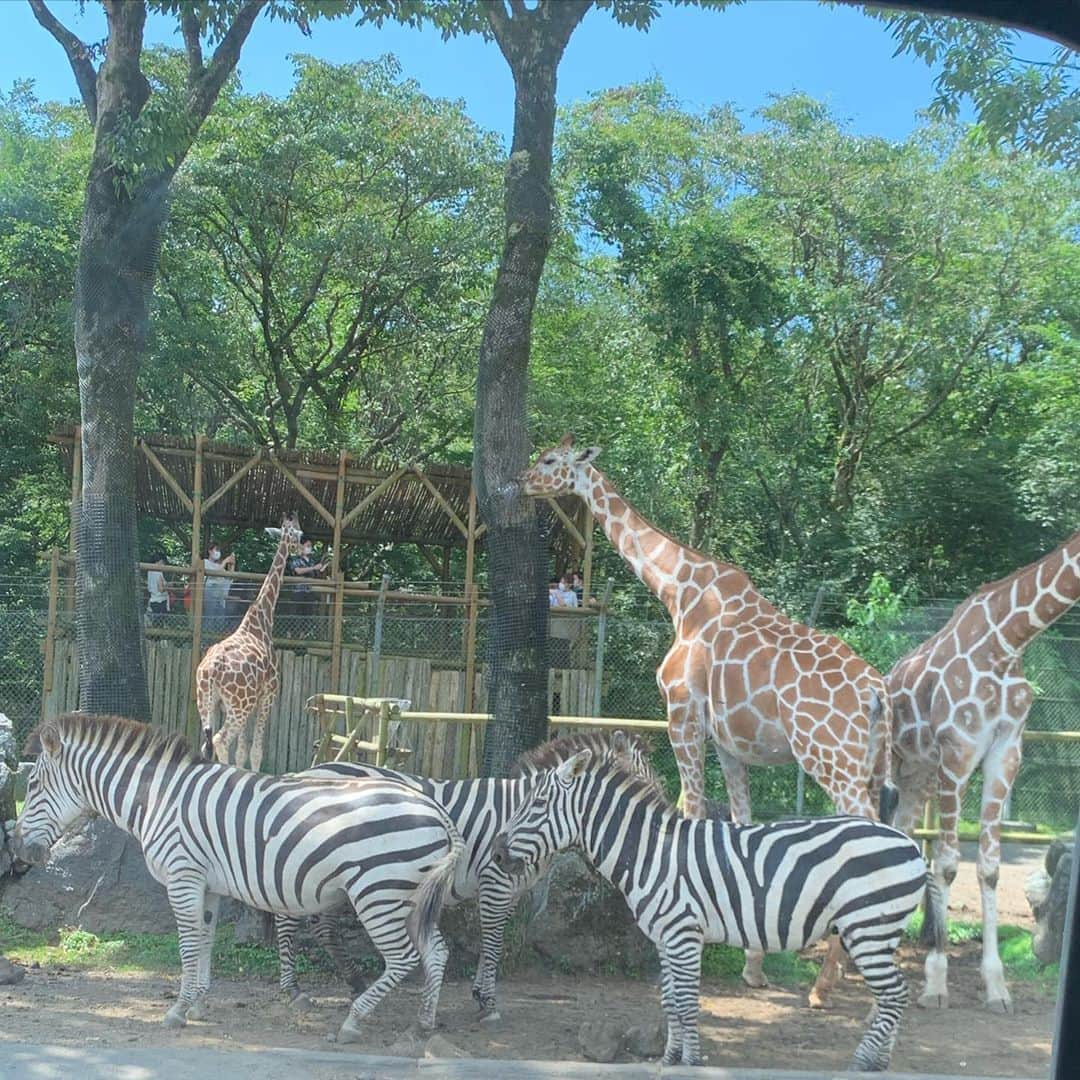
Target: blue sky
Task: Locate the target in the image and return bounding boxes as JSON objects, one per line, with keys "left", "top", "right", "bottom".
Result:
{"left": 2, "top": 2, "right": 1054, "bottom": 143}
{"left": 0, "top": 1, "right": 1040, "bottom": 143}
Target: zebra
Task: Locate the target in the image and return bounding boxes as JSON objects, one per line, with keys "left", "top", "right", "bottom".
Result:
{"left": 491, "top": 749, "right": 944, "bottom": 1071}
{"left": 13, "top": 712, "right": 464, "bottom": 1044}
{"left": 276, "top": 728, "right": 673, "bottom": 1018}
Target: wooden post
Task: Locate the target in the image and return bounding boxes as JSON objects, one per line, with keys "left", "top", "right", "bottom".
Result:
{"left": 591, "top": 578, "right": 614, "bottom": 718}
{"left": 330, "top": 449, "right": 348, "bottom": 693}
{"left": 186, "top": 435, "right": 206, "bottom": 741}
{"left": 368, "top": 574, "right": 391, "bottom": 697}
{"left": 375, "top": 699, "right": 391, "bottom": 767}
{"left": 462, "top": 486, "right": 478, "bottom": 713}
{"left": 795, "top": 584, "right": 828, "bottom": 817}
{"left": 66, "top": 425, "right": 81, "bottom": 614}
{"left": 41, "top": 547, "right": 61, "bottom": 719}
{"left": 581, "top": 504, "right": 595, "bottom": 602}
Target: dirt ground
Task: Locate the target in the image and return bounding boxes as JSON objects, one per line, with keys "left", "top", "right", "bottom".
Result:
{"left": 0, "top": 842, "right": 1055, "bottom": 1076}
{"left": 0, "top": 938, "right": 1056, "bottom": 1077}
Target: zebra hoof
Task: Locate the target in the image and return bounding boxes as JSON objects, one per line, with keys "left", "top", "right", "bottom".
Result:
{"left": 186, "top": 1000, "right": 208, "bottom": 1022}
{"left": 289, "top": 992, "right": 316, "bottom": 1012}
{"left": 740, "top": 967, "right": 769, "bottom": 989}
{"left": 335, "top": 1017, "right": 364, "bottom": 1044}
{"left": 162, "top": 1006, "right": 187, "bottom": 1029}
{"left": 917, "top": 990, "right": 948, "bottom": 1009}
{"left": 479, "top": 1008, "right": 501, "bottom": 1024}
{"left": 347, "top": 974, "right": 368, "bottom": 995}
{"left": 807, "top": 987, "right": 830, "bottom": 1010}
{"left": 985, "top": 995, "right": 1012, "bottom": 1014}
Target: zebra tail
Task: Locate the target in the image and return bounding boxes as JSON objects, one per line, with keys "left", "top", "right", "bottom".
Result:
{"left": 406, "top": 815, "right": 465, "bottom": 955}
{"left": 921, "top": 870, "right": 947, "bottom": 953}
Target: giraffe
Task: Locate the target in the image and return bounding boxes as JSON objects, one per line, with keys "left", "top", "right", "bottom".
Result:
{"left": 888, "top": 526, "right": 1080, "bottom": 1013}
{"left": 196, "top": 512, "right": 303, "bottom": 773}
{"left": 520, "top": 435, "right": 895, "bottom": 1001}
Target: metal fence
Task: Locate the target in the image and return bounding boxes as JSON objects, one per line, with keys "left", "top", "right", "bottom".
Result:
{"left": 5, "top": 571, "right": 1079, "bottom": 829}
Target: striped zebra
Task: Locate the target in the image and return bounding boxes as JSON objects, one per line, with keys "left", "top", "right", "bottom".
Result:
{"left": 277, "top": 728, "right": 669, "bottom": 1018}
{"left": 13, "top": 713, "right": 464, "bottom": 1043}
{"left": 491, "top": 750, "right": 943, "bottom": 1071}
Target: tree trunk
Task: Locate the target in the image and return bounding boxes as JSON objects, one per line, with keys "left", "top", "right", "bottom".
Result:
{"left": 73, "top": 168, "right": 168, "bottom": 720}
{"left": 477, "top": 4, "right": 589, "bottom": 776}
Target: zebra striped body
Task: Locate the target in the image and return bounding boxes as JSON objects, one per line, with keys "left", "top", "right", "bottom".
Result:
{"left": 14, "top": 713, "right": 463, "bottom": 1043}
{"left": 278, "top": 729, "right": 664, "bottom": 1017}
{"left": 493, "top": 752, "right": 942, "bottom": 1071}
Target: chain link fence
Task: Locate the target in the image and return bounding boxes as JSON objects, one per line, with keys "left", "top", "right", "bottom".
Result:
{"left": 6, "top": 568, "right": 1079, "bottom": 829}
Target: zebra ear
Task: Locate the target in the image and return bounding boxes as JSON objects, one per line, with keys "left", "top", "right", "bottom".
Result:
{"left": 32, "top": 723, "right": 60, "bottom": 757}
{"left": 556, "top": 748, "right": 591, "bottom": 783}
{"left": 610, "top": 729, "right": 629, "bottom": 755}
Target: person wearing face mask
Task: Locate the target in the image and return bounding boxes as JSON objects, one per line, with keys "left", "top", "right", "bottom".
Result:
{"left": 203, "top": 542, "right": 236, "bottom": 632}
{"left": 286, "top": 537, "right": 327, "bottom": 637}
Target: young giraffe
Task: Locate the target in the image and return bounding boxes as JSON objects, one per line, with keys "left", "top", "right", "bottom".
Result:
{"left": 889, "top": 526, "right": 1080, "bottom": 1013}
{"left": 196, "top": 513, "right": 303, "bottom": 772}
{"left": 520, "top": 435, "right": 894, "bottom": 1001}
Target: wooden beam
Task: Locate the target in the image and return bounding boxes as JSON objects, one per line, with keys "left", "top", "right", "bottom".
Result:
{"left": 138, "top": 438, "right": 194, "bottom": 512}
{"left": 41, "top": 547, "right": 60, "bottom": 718}
{"left": 411, "top": 466, "right": 468, "bottom": 537}
{"left": 463, "top": 487, "right": 478, "bottom": 714}
{"left": 202, "top": 447, "right": 264, "bottom": 513}
{"left": 330, "top": 449, "right": 348, "bottom": 693}
{"left": 66, "top": 425, "right": 81, "bottom": 615}
{"left": 418, "top": 545, "right": 446, "bottom": 578}
{"left": 581, "top": 504, "right": 595, "bottom": 600}
{"left": 186, "top": 435, "right": 206, "bottom": 741}
{"left": 544, "top": 497, "right": 586, "bottom": 548}
{"left": 268, "top": 453, "right": 335, "bottom": 527}
{"left": 341, "top": 465, "right": 411, "bottom": 529}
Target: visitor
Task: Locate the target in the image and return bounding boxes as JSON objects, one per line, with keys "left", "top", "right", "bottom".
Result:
{"left": 558, "top": 572, "right": 579, "bottom": 609}
{"left": 572, "top": 570, "right": 585, "bottom": 606}
{"left": 203, "top": 542, "right": 235, "bottom": 633}
{"left": 548, "top": 577, "right": 562, "bottom": 607}
{"left": 146, "top": 552, "right": 170, "bottom": 627}
{"left": 287, "top": 537, "right": 327, "bottom": 637}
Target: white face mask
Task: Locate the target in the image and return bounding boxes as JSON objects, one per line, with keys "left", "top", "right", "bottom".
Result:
{"left": 210, "top": 549, "right": 221, "bottom": 561}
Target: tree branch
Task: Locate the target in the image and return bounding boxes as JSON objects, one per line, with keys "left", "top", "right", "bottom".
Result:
{"left": 180, "top": 6, "right": 204, "bottom": 85}
{"left": 27, "top": 0, "right": 98, "bottom": 125}
{"left": 186, "top": 0, "right": 266, "bottom": 128}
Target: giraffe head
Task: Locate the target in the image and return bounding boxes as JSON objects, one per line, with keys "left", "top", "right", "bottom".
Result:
{"left": 267, "top": 512, "right": 304, "bottom": 554}
{"left": 520, "top": 434, "right": 601, "bottom": 498}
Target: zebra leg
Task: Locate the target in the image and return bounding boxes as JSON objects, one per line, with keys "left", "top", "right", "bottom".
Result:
{"left": 335, "top": 923, "right": 420, "bottom": 1044}
{"left": 844, "top": 927, "right": 910, "bottom": 1072}
{"left": 663, "top": 934, "right": 704, "bottom": 1066}
{"left": 416, "top": 927, "right": 450, "bottom": 1032}
{"left": 164, "top": 872, "right": 210, "bottom": 1028}
{"left": 658, "top": 951, "right": 683, "bottom": 1065}
{"left": 276, "top": 914, "right": 313, "bottom": 1007}
{"left": 311, "top": 913, "right": 369, "bottom": 994}
{"left": 186, "top": 892, "right": 221, "bottom": 1022}
{"left": 472, "top": 867, "right": 517, "bottom": 1021}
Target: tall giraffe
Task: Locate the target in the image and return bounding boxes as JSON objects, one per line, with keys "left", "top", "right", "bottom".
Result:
{"left": 521, "top": 435, "right": 894, "bottom": 999}
{"left": 196, "top": 512, "right": 303, "bottom": 772}
{"left": 889, "top": 526, "right": 1080, "bottom": 1013}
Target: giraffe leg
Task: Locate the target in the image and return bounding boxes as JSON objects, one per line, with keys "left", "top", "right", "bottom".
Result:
{"left": 248, "top": 679, "right": 276, "bottom": 775}
{"left": 918, "top": 745, "right": 971, "bottom": 1010}
{"left": 211, "top": 700, "right": 246, "bottom": 767}
{"left": 715, "top": 750, "right": 767, "bottom": 989}
{"left": 665, "top": 695, "right": 708, "bottom": 820}
{"left": 977, "top": 734, "right": 1023, "bottom": 1013}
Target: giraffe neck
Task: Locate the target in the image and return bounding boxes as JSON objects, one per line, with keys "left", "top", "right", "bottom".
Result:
{"left": 579, "top": 466, "right": 701, "bottom": 618}
{"left": 987, "top": 528, "right": 1080, "bottom": 652}
{"left": 240, "top": 535, "right": 291, "bottom": 640}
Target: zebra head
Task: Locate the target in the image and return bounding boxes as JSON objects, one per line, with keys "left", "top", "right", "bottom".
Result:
{"left": 14, "top": 720, "right": 89, "bottom": 866}
{"left": 492, "top": 748, "right": 593, "bottom": 877}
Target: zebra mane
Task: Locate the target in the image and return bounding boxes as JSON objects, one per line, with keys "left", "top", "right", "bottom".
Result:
{"left": 510, "top": 728, "right": 652, "bottom": 777}
{"left": 26, "top": 712, "right": 198, "bottom": 764}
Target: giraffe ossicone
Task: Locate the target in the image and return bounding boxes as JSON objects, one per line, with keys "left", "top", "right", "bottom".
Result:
{"left": 521, "top": 434, "right": 898, "bottom": 1004}
{"left": 195, "top": 511, "right": 304, "bottom": 772}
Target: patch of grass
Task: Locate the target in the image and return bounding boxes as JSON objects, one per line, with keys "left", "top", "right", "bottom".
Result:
{"left": 701, "top": 944, "right": 817, "bottom": 985}
{"left": 903, "top": 911, "right": 1060, "bottom": 988}
{"left": 0, "top": 911, "right": 344, "bottom": 980}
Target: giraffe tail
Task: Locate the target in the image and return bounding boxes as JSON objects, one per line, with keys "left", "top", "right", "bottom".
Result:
{"left": 921, "top": 868, "right": 947, "bottom": 953}
{"left": 866, "top": 687, "right": 899, "bottom": 824}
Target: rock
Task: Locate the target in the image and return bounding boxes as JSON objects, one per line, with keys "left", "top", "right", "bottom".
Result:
{"left": 624, "top": 1016, "right": 666, "bottom": 1059}
{"left": 0, "top": 956, "right": 26, "bottom": 985}
{"left": 0, "top": 714, "right": 17, "bottom": 767}
{"left": 1029, "top": 839, "right": 1074, "bottom": 966}
{"left": 424, "top": 1033, "right": 467, "bottom": 1059}
{"left": 385, "top": 1028, "right": 425, "bottom": 1058}
{"left": 579, "top": 1019, "right": 625, "bottom": 1063}
{"left": 15, "top": 763, "right": 33, "bottom": 802}
{"left": 0, "top": 714, "right": 17, "bottom": 824}
{"left": 231, "top": 905, "right": 275, "bottom": 946}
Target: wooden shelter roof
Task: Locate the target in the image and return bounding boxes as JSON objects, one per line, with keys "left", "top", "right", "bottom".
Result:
{"left": 49, "top": 429, "right": 582, "bottom": 558}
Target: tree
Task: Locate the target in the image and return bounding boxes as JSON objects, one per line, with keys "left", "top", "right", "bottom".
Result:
{"left": 27, "top": 0, "right": 342, "bottom": 719}
{"left": 156, "top": 55, "right": 500, "bottom": 454}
